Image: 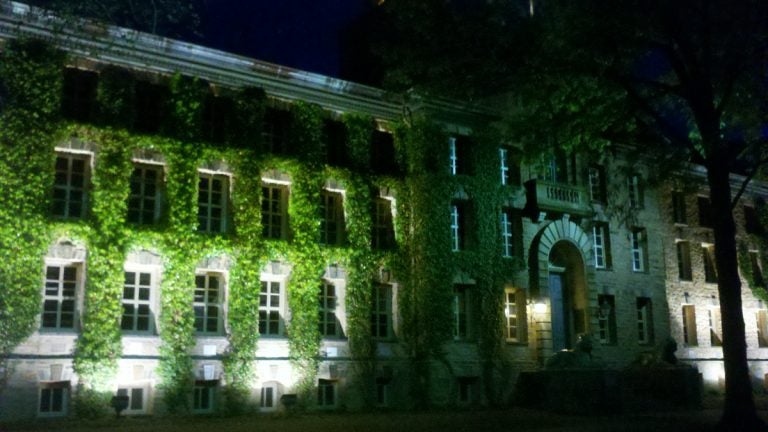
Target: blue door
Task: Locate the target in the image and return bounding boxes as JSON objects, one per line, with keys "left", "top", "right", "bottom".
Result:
{"left": 549, "top": 273, "right": 570, "bottom": 351}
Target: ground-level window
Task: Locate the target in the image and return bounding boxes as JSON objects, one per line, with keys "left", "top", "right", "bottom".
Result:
{"left": 260, "top": 383, "right": 278, "bottom": 411}
{"left": 709, "top": 307, "right": 723, "bottom": 347}
{"left": 457, "top": 377, "right": 476, "bottom": 405}
{"left": 504, "top": 288, "right": 526, "bottom": 343}
{"left": 376, "top": 378, "right": 390, "bottom": 407}
{"left": 116, "top": 387, "right": 146, "bottom": 414}
{"left": 757, "top": 309, "right": 768, "bottom": 348}
{"left": 597, "top": 294, "right": 617, "bottom": 345}
{"left": 682, "top": 304, "right": 698, "bottom": 346}
{"left": 38, "top": 382, "right": 69, "bottom": 416}
{"left": 193, "top": 381, "right": 216, "bottom": 413}
{"left": 317, "top": 379, "right": 337, "bottom": 408}
{"left": 636, "top": 297, "right": 654, "bottom": 344}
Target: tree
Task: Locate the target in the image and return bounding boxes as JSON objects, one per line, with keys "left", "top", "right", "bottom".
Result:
{"left": 377, "top": 0, "right": 768, "bottom": 430}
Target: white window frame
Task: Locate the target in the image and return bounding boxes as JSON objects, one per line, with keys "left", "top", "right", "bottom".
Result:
{"left": 193, "top": 272, "right": 225, "bottom": 335}
{"left": 499, "top": 148, "right": 509, "bottom": 185}
{"left": 504, "top": 288, "right": 525, "bottom": 343}
{"left": 261, "top": 181, "right": 289, "bottom": 240}
{"left": 260, "top": 383, "right": 278, "bottom": 412}
{"left": 319, "top": 281, "right": 341, "bottom": 338}
{"left": 372, "top": 284, "right": 393, "bottom": 339}
{"left": 628, "top": 174, "right": 642, "bottom": 208}
{"left": 41, "top": 261, "right": 82, "bottom": 331}
{"left": 121, "top": 266, "right": 159, "bottom": 334}
{"left": 450, "top": 204, "right": 460, "bottom": 252}
{"left": 597, "top": 294, "right": 616, "bottom": 345}
{"left": 116, "top": 386, "right": 148, "bottom": 415}
{"left": 636, "top": 297, "right": 653, "bottom": 345}
{"left": 592, "top": 223, "right": 610, "bottom": 269}
{"left": 631, "top": 228, "right": 647, "bottom": 272}
{"left": 259, "top": 275, "right": 286, "bottom": 337}
{"left": 449, "top": 136, "right": 458, "bottom": 175}
{"left": 38, "top": 383, "right": 69, "bottom": 417}
{"left": 197, "top": 171, "right": 230, "bottom": 233}
{"left": 501, "top": 210, "right": 514, "bottom": 258}
{"left": 52, "top": 151, "right": 90, "bottom": 219}
{"left": 128, "top": 163, "right": 163, "bottom": 225}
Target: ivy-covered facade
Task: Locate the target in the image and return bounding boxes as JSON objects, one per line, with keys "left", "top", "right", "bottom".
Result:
{"left": 0, "top": 2, "right": 767, "bottom": 421}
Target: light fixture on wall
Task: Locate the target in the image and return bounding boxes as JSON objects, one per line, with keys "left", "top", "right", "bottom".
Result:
{"left": 683, "top": 292, "right": 690, "bottom": 304}
{"left": 529, "top": 296, "right": 547, "bottom": 314}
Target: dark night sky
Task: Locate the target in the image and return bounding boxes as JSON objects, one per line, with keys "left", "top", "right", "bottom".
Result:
{"left": 199, "top": 0, "right": 373, "bottom": 79}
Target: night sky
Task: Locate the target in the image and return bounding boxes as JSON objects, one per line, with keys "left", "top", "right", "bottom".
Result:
{"left": 199, "top": 0, "right": 374, "bottom": 80}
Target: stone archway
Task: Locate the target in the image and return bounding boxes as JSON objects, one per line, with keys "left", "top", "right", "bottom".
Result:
{"left": 529, "top": 216, "right": 596, "bottom": 360}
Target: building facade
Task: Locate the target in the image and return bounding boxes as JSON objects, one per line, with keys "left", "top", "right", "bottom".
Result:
{"left": 0, "top": 1, "right": 766, "bottom": 421}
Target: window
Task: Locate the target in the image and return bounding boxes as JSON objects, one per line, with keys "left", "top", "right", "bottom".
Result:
{"left": 38, "top": 383, "right": 68, "bottom": 416}
{"left": 709, "top": 308, "right": 723, "bottom": 347}
{"left": 703, "top": 245, "right": 717, "bottom": 283}
{"left": 453, "top": 285, "right": 472, "bottom": 340}
{"left": 323, "top": 119, "right": 347, "bottom": 166}
{"left": 42, "top": 264, "right": 79, "bottom": 330}
{"left": 682, "top": 305, "right": 698, "bottom": 346}
{"left": 676, "top": 241, "right": 692, "bottom": 281}
{"left": 61, "top": 68, "right": 97, "bottom": 122}
{"left": 698, "top": 196, "right": 713, "bottom": 228}
{"left": 193, "top": 381, "right": 215, "bottom": 413}
{"left": 504, "top": 288, "right": 526, "bottom": 343}
{"left": 630, "top": 228, "right": 647, "bottom": 272}
{"left": 375, "top": 378, "right": 390, "bottom": 407}
{"left": 128, "top": 164, "right": 162, "bottom": 225}
{"left": 201, "top": 94, "right": 234, "bottom": 144}
{"left": 197, "top": 173, "right": 229, "bottom": 233}
{"left": 500, "top": 148, "right": 510, "bottom": 185}
{"left": 116, "top": 387, "right": 146, "bottom": 414}
{"left": 749, "top": 251, "right": 765, "bottom": 287}
{"left": 262, "top": 107, "right": 291, "bottom": 154}
{"left": 134, "top": 81, "right": 168, "bottom": 133}
{"left": 317, "top": 379, "right": 337, "bottom": 408}
{"left": 541, "top": 151, "right": 574, "bottom": 184}
{"left": 260, "top": 384, "right": 277, "bottom": 410}
{"left": 628, "top": 174, "right": 643, "bottom": 208}
{"left": 319, "top": 282, "right": 341, "bottom": 338}
{"left": 52, "top": 153, "right": 89, "bottom": 219}
{"left": 757, "top": 309, "right": 768, "bottom": 348}
{"left": 371, "top": 130, "right": 398, "bottom": 175}
{"left": 320, "top": 190, "right": 345, "bottom": 245}
{"left": 193, "top": 273, "right": 223, "bottom": 335}
{"left": 259, "top": 279, "right": 284, "bottom": 336}
{"left": 372, "top": 198, "right": 395, "bottom": 250}
{"left": 457, "top": 377, "right": 475, "bottom": 405}
{"left": 448, "top": 135, "right": 471, "bottom": 175}
{"left": 588, "top": 165, "right": 606, "bottom": 203}
{"left": 451, "top": 201, "right": 473, "bottom": 251}
{"left": 371, "top": 284, "right": 393, "bottom": 339}
{"left": 744, "top": 205, "right": 763, "bottom": 234}
{"left": 121, "top": 270, "right": 154, "bottom": 333}
{"left": 592, "top": 222, "right": 612, "bottom": 269}
{"left": 262, "top": 183, "right": 288, "bottom": 240}
{"left": 636, "top": 297, "right": 653, "bottom": 344}
{"left": 672, "top": 191, "right": 687, "bottom": 224}
{"left": 597, "top": 295, "right": 617, "bottom": 345}
{"left": 501, "top": 210, "right": 514, "bottom": 258}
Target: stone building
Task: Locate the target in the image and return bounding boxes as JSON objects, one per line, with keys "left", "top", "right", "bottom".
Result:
{"left": 0, "top": 1, "right": 765, "bottom": 421}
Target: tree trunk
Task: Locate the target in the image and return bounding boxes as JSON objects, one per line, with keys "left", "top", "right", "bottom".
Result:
{"left": 707, "top": 164, "right": 765, "bottom": 431}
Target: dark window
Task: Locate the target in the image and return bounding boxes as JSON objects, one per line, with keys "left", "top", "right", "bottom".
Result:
{"left": 61, "top": 68, "right": 97, "bottom": 122}
{"left": 372, "top": 197, "right": 395, "bottom": 250}
{"left": 320, "top": 190, "right": 345, "bottom": 245}
{"left": 703, "top": 246, "right": 718, "bottom": 283}
{"left": 317, "top": 379, "right": 336, "bottom": 407}
{"left": 588, "top": 165, "right": 607, "bottom": 203}
{"left": 262, "top": 108, "right": 291, "bottom": 155}
{"left": 744, "top": 205, "right": 763, "bottom": 234}
{"left": 636, "top": 297, "right": 654, "bottom": 344}
{"left": 193, "top": 274, "right": 222, "bottom": 334}
{"left": 134, "top": 81, "right": 168, "bottom": 133}
{"left": 672, "top": 192, "right": 687, "bottom": 224}
{"left": 597, "top": 294, "right": 617, "bottom": 345}
{"left": 128, "top": 164, "right": 162, "bottom": 226}
{"left": 323, "top": 119, "right": 347, "bottom": 166}
{"left": 676, "top": 241, "right": 692, "bottom": 281}
{"left": 750, "top": 252, "right": 765, "bottom": 288}
{"left": 201, "top": 95, "right": 234, "bottom": 144}
{"left": 450, "top": 201, "right": 474, "bottom": 251}
{"left": 371, "top": 284, "right": 392, "bottom": 339}
{"left": 682, "top": 305, "right": 698, "bottom": 346}
{"left": 698, "top": 196, "right": 713, "bottom": 228}
{"left": 197, "top": 173, "right": 229, "bottom": 233}
{"left": 52, "top": 153, "right": 89, "bottom": 219}
{"left": 449, "top": 135, "right": 472, "bottom": 176}
{"left": 371, "top": 130, "right": 398, "bottom": 175}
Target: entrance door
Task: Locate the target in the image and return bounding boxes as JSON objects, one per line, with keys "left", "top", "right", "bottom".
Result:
{"left": 549, "top": 272, "right": 570, "bottom": 351}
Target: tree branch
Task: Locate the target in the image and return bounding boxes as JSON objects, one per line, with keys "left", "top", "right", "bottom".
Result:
{"left": 731, "top": 155, "right": 768, "bottom": 209}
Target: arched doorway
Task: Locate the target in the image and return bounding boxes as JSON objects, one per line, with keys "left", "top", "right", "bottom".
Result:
{"left": 548, "top": 241, "right": 588, "bottom": 351}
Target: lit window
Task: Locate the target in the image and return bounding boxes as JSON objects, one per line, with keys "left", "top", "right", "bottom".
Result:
{"left": 193, "top": 382, "right": 215, "bottom": 413}
{"left": 42, "top": 264, "right": 79, "bottom": 330}
{"left": 757, "top": 309, "right": 768, "bottom": 348}
{"left": 193, "top": 273, "right": 223, "bottom": 334}
{"left": 262, "top": 183, "right": 288, "bottom": 240}
{"left": 504, "top": 288, "right": 526, "bottom": 343}
{"left": 38, "top": 383, "right": 68, "bottom": 417}
{"left": 121, "top": 270, "right": 154, "bottom": 333}
{"left": 682, "top": 304, "right": 698, "bottom": 346}
{"left": 588, "top": 165, "right": 606, "bottom": 203}
{"left": 259, "top": 279, "right": 283, "bottom": 336}
{"left": 676, "top": 241, "right": 692, "bottom": 281}
{"left": 672, "top": 191, "right": 687, "bottom": 224}
{"left": 697, "top": 196, "right": 712, "bottom": 228}
{"left": 317, "top": 379, "right": 337, "bottom": 408}
{"left": 592, "top": 222, "right": 612, "bottom": 269}
{"left": 628, "top": 174, "right": 643, "bottom": 208}
{"left": 636, "top": 297, "right": 653, "bottom": 344}
{"left": 116, "top": 387, "right": 146, "bottom": 414}
{"left": 597, "top": 294, "right": 616, "bottom": 345}
{"left": 703, "top": 245, "right": 717, "bottom": 283}
{"left": 453, "top": 285, "right": 471, "bottom": 340}
{"left": 319, "top": 282, "right": 341, "bottom": 338}
{"left": 371, "top": 284, "right": 393, "bottom": 339}
{"left": 630, "top": 228, "right": 647, "bottom": 272}
{"left": 128, "top": 164, "right": 163, "bottom": 225}
{"left": 52, "top": 153, "right": 89, "bottom": 219}
{"left": 372, "top": 197, "right": 395, "bottom": 250}
{"left": 709, "top": 307, "right": 722, "bottom": 347}
{"left": 197, "top": 173, "right": 229, "bottom": 233}
{"left": 320, "top": 190, "right": 345, "bottom": 245}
